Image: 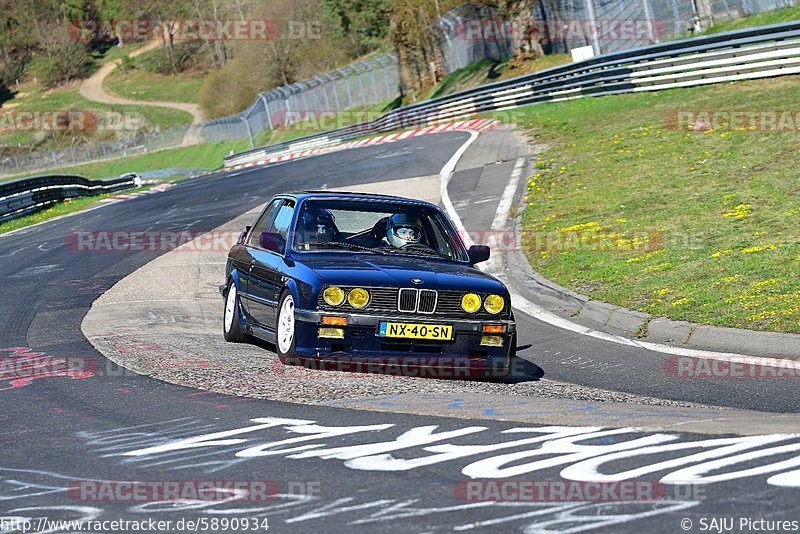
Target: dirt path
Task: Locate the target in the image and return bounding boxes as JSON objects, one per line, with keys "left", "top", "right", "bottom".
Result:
{"left": 79, "top": 41, "right": 204, "bottom": 124}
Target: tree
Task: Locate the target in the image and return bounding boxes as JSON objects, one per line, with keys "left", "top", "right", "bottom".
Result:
{"left": 389, "top": 0, "right": 453, "bottom": 101}
{"left": 199, "top": 0, "right": 354, "bottom": 118}
{"left": 39, "top": 24, "right": 93, "bottom": 87}
{"left": 0, "top": 2, "right": 36, "bottom": 88}
{"left": 322, "top": 0, "right": 391, "bottom": 56}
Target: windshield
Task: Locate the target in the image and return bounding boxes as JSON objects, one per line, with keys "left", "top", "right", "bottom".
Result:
{"left": 292, "top": 199, "right": 468, "bottom": 261}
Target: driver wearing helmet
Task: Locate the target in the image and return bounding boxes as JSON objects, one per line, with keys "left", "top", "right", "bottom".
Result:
{"left": 385, "top": 213, "right": 424, "bottom": 248}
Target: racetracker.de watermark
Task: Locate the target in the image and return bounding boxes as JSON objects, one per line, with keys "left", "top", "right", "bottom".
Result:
{"left": 0, "top": 346, "right": 214, "bottom": 389}
{"left": 65, "top": 230, "right": 241, "bottom": 252}
{"left": 63, "top": 229, "right": 670, "bottom": 254}
{"left": 278, "top": 356, "right": 509, "bottom": 379}
{"left": 450, "top": 19, "right": 667, "bottom": 43}
{"left": 263, "top": 109, "right": 525, "bottom": 132}
{"left": 453, "top": 479, "right": 705, "bottom": 502}
{"left": 69, "top": 19, "right": 321, "bottom": 42}
{"left": 0, "top": 110, "right": 146, "bottom": 133}
{"left": 664, "top": 110, "right": 800, "bottom": 132}
{"left": 664, "top": 356, "right": 800, "bottom": 379}
{"left": 67, "top": 480, "right": 284, "bottom": 502}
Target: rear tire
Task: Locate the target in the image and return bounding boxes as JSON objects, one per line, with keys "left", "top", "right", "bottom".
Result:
{"left": 223, "top": 280, "right": 246, "bottom": 342}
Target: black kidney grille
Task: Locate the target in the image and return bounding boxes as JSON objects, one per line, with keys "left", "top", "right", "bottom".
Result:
{"left": 417, "top": 289, "right": 437, "bottom": 314}
{"left": 397, "top": 288, "right": 418, "bottom": 312}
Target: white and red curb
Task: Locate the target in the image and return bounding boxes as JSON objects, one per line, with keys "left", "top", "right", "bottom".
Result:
{"left": 99, "top": 182, "right": 175, "bottom": 204}
{"left": 226, "top": 118, "right": 501, "bottom": 172}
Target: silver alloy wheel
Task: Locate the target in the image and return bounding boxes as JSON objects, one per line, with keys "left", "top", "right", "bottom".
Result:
{"left": 277, "top": 295, "right": 295, "bottom": 354}
{"left": 224, "top": 284, "right": 237, "bottom": 332}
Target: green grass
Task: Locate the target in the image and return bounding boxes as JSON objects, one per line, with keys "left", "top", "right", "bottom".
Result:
{"left": 252, "top": 100, "right": 401, "bottom": 147}
{"left": 426, "top": 55, "right": 572, "bottom": 100}
{"left": 0, "top": 85, "right": 193, "bottom": 146}
{"left": 1, "top": 139, "right": 247, "bottom": 184}
{"left": 700, "top": 4, "right": 800, "bottom": 34}
{"left": 104, "top": 68, "right": 205, "bottom": 104}
{"left": 428, "top": 60, "right": 499, "bottom": 100}
{"left": 94, "top": 42, "right": 150, "bottom": 65}
{"left": 0, "top": 174, "right": 196, "bottom": 234}
{"left": 29, "top": 139, "right": 247, "bottom": 179}
{"left": 0, "top": 195, "right": 116, "bottom": 234}
{"left": 504, "top": 74, "right": 800, "bottom": 334}
{"left": 0, "top": 138, "right": 247, "bottom": 233}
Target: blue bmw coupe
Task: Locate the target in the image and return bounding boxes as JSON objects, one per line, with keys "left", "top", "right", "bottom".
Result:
{"left": 221, "top": 191, "right": 516, "bottom": 378}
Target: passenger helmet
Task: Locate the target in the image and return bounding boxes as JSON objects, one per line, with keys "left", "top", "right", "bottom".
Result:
{"left": 301, "top": 207, "right": 337, "bottom": 242}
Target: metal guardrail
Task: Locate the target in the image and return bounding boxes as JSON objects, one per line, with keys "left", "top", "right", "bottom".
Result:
{"left": 225, "top": 20, "right": 800, "bottom": 168}
{"left": 0, "top": 174, "right": 138, "bottom": 223}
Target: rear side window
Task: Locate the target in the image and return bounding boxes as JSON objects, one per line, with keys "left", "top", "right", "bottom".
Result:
{"left": 270, "top": 200, "right": 296, "bottom": 240}
{"left": 247, "top": 199, "right": 281, "bottom": 246}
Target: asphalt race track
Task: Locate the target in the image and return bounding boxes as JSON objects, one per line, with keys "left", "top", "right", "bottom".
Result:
{"left": 1, "top": 131, "right": 799, "bottom": 533}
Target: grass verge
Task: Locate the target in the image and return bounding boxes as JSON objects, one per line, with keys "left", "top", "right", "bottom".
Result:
{"left": 252, "top": 100, "right": 401, "bottom": 147}
{"left": 700, "top": 5, "right": 800, "bottom": 34}
{"left": 0, "top": 174, "right": 196, "bottom": 235}
{"left": 3, "top": 139, "right": 247, "bottom": 183}
{"left": 0, "top": 85, "right": 193, "bottom": 146}
{"left": 0, "top": 195, "right": 115, "bottom": 235}
{"left": 503, "top": 74, "right": 800, "bottom": 334}
{"left": 426, "top": 55, "right": 572, "bottom": 100}
{"left": 104, "top": 68, "right": 205, "bottom": 104}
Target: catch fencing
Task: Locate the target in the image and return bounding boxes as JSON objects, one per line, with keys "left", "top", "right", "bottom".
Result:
{"left": 190, "top": 54, "right": 400, "bottom": 146}
{"left": 225, "top": 21, "right": 800, "bottom": 168}
{"left": 1, "top": 0, "right": 795, "bottom": 177}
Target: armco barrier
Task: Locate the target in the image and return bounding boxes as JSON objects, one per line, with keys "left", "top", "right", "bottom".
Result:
{"left": 225, "top": 20, "right": 800, "bottom": 169}
{"left": 0, "top": 174, "right": 138, "bottom": 223}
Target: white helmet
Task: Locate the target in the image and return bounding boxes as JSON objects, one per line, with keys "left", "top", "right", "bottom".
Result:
{"left": 386, "top": 213, "right": 423, "bottom": 248}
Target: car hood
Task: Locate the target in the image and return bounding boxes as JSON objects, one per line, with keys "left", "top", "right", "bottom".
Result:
{"left": 299, "top": 254, "right": 507, "bottom": 294}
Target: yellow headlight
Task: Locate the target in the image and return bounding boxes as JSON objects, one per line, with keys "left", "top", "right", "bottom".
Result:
{"left": 348, "top": 287, "right": 370, "bottom": 308}
{"left": 461, "top": 293, "right": 481, "bottom": 313}
{"left": 484, "top": 294, "right": 505, "bottom": 314}
{"left": 323, "top": 286, "right": 345, "bottom": 306}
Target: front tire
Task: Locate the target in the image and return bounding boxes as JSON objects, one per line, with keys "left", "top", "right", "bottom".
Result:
{"left": 505, "top": 330, "right": 517, "bottom": 377}
{"left": 276, "top": 291, "right": 297, "bottom": 360}
{"left": 487, "top": 331, "right": 516, "bottom": 379}
{"left": 223, "top": 280, "right": 246, "bottom": 342}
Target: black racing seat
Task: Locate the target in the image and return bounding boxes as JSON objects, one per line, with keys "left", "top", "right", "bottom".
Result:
{"left": 371, "top": 217, "right": 390, "bottom": 243}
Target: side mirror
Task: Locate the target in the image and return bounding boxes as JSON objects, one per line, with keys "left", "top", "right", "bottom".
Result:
{"left": 237, "top": 225, "right": 252, "bottom": 245}
{"left": 259, "top": 231, "right": 285, "bottom": 254}
{"left": 467, "top": 244, "right": 490, "bottom": 265}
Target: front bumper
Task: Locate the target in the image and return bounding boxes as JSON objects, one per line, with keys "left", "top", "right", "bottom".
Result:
{"left": 290, "top": 309, "right": 515, "bottom": 375}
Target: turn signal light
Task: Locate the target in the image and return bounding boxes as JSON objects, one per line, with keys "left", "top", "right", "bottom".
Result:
{"left": 321, "top": 316, "right": 347, "bottom": 326}
{"left": 482, "top": 324, "right": 505, "bottom": 334}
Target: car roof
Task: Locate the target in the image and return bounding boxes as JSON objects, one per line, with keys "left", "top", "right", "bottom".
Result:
{"left": 284, "top": 191, "right": 439, "bottom": 208}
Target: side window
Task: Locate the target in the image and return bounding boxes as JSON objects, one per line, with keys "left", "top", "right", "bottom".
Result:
{"left": 247, "top": 199, "right": 281, "bottom": 246}
{"left": 429, "top": 217, "right": 455, "bottom": 259}
{"left": 269, "top": 200, "right": 295, "bottom": 240}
